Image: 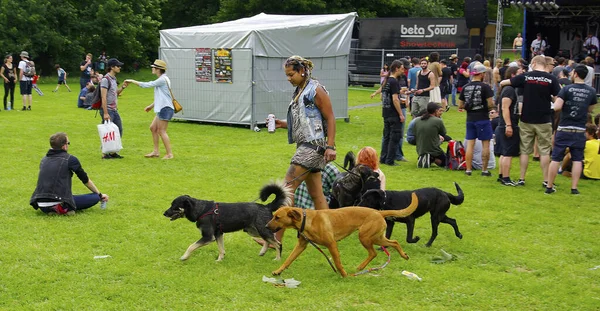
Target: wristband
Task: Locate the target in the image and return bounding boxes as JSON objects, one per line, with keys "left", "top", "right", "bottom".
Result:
{"left": 98, "top": 192, "right": 103, "bottom": 199}
{"left": 326, "top": 146, "right": 336, "bottom": 151}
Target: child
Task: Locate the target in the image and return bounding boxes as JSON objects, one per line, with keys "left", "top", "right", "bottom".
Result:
{"left": 53, "top": 64, "right": 72, "bottom": 92}
{"left": 32, "top": 74, "right": 44, "bottom": 96}
{"left": 77, "top": 82, "right": 93, "bottom": 108}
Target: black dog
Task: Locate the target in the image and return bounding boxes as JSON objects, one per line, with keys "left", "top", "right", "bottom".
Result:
{"left": 358, "top": 182, "right": 464, "bottom": 247}
{"left": 163, "top": 183, "right": 291, "bottom": 261}
{"left": 331, "top": 164, "right": 381, "bottom": 208}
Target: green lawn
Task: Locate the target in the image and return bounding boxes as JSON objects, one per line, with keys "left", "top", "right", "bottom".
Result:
{"left": 0, "top": 73, "right": 598, "bottom": 310}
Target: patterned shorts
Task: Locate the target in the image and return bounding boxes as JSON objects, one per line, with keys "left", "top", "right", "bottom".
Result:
{"left": 291, "top": 141, "right": 327, "bottom": 171}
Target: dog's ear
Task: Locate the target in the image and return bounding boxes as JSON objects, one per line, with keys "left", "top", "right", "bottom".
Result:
{"left": 287, "top": 209, "right": 302, "bottom": 221}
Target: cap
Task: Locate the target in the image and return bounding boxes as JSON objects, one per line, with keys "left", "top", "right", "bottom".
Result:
{"left": 107, "top": 58, "right": 124, "bottom": 68}
{"left": 20, "top": 51, "right": 29, "bottom": 58}
{"left": 470, "top": 64, "right": 487, "bottom": 75}
{"left": 150, "top": 59, "right": 167, "bottom": 70}
{"left": 449, "top": 54, "right": 458, "bottom": 60}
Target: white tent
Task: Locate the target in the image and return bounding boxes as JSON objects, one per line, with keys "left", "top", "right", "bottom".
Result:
{"left": 159, "top": 12, "right": 357, "bottom": 127}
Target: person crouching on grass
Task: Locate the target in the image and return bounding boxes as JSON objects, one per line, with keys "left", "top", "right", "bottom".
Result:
{"left": 125, "top": 59, "right": 175, "bottom": 160}
{"left": 270, "top": 55, "right": 336, "bottom": 244}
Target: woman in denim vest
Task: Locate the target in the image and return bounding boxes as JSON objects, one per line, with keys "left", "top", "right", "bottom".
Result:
{"left": 267, "top": 55, "right": 336, "bottom": 243}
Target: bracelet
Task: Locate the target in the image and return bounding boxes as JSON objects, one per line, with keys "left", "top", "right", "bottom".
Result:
{"left": 506, "top": 125, "right": 512, "bottom": 127}
{"left": 98, "top": 192, "right": 103, "bottom": 199}
{"left": 326, "top": 146, "right": 336, "bottom": 151}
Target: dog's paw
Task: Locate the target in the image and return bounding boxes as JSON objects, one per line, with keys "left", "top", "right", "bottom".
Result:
{"left": 272, "top": 270, "right": 282, "bottom": 276}
{"left": 407, "top": 236, "right": 420, "bottom": 243}
{"left": 180, "top": 256, "right": 189, "bottom": 261}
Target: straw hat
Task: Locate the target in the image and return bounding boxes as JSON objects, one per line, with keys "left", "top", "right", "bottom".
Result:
{"left": 151, "top": 59, "right": 167, "bottom": 70}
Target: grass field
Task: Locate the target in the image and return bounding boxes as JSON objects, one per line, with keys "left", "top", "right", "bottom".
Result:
{"left": 0, "top": 71, "right": 598, "bottom": 310}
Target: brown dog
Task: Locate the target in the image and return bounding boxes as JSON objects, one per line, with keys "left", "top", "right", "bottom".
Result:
{"left": 266, "top": 193, "right": 418, "bottom": 277}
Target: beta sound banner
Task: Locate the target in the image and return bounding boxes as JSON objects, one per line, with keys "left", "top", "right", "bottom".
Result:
{"left": 358, "top": 18, "right": 469, "bottom": 50}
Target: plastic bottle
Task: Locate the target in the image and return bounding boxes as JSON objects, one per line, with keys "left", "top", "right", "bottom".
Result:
{"left": 401, "top": 270, "right": 422, "bottom": 281}
{"left": 100, "top": 200, "right": 107, "bottom": 210}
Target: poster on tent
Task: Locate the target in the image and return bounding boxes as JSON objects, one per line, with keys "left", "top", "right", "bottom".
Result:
{"left": 195, "top": 48, "right": 212, "bottom": 82}
{"left": 214, "top": 48, "right": 233, "bottom": 83}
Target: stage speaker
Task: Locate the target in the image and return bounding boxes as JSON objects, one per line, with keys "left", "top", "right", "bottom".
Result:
{"left": 464, "top": 0, "right": 488, "bottom": 29}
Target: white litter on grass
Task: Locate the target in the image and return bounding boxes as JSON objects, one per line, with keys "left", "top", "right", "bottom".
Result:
{"left": 93, "top": 255, "right": 112, "bottom": 259}
{"left": 262, "top": 275, "right": 301, "bottom": 288}
{"left": 589, "top": 265, "right": 600, "bottom": 270}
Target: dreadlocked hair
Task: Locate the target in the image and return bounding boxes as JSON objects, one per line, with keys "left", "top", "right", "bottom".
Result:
{"left": 381, "top": 59, "right": 403, "bottom": 90}
{"left": 284, "top": 55, "right": 314, "bottom": 78}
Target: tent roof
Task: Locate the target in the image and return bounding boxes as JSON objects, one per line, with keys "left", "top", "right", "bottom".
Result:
{"left": 160, "top": 12, "right": 357, "bottom": 58}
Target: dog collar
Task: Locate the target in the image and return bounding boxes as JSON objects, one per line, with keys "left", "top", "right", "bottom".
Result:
{"left": 298, "top": 208, "right": 307, "bottom": 237}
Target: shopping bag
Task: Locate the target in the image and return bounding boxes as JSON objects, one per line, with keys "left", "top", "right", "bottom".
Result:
{"left": 97, "top": 120, "right": 122, "bottom": 154}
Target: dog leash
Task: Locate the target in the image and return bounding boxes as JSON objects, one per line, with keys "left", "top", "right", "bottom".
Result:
{"left": 351, "top": 246, "right": 391, "bottom": 277}
{"left": 298, "top": 209, "right": 337, "bottom": 273}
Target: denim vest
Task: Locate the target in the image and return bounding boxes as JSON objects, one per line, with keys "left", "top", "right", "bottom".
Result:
{"left": 30, "top": 150, "right": 76, "bottom": 210}
{"left": 287, "top": 79, "right": 328, "bottom": 144}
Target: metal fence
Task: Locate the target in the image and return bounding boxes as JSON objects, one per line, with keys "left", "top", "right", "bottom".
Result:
{"left": 348, "top": 48, "right": 459, "bottom": 86}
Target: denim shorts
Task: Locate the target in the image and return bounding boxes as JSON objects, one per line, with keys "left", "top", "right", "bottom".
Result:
{"left": 158, "top": 107, "right": 174, "bottom": 121}
{"left": 466, "top": 120, "right": 493, "bottom": 141}
{"left": 552, "top": 131, "right": 586, "bottom": 162}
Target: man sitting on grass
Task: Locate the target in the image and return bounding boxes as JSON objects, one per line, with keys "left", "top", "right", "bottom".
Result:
{"left": 30, "top": 132, "right": 109, "bottom": 215}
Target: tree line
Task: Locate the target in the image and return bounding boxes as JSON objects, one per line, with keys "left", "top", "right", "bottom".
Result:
{"left": 0, "top": 0, "right": 521, "bottom": 75}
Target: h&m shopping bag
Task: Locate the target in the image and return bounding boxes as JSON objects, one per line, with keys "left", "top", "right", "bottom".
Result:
{"left": 97, "top": 120, "right": 122, "bottom": 154}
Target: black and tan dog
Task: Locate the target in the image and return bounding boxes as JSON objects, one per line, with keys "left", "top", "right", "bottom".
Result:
{"left": 163, "top": 183, "right": 292, "bottom": 261}
{"left": 331, "top": 164, "right": 381, "bottom": 208}
{"left": 266, "top": 193, "right": 418, "bottom": 277}
{"left": 358, "top": 182, "right": 464, "bottom": 247}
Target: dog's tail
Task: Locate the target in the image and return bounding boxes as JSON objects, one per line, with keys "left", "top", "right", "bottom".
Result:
{"left": 344, "top": 151, "right": 356, "bottom": 170}
{"left": 260, "top": 182, "right": 293, "bottom": 212}
{"left": 379, "top": 192, "right": 418, "bottom": 218}
{"left": 446, "top": 182, "right": 464, "bottom": 206}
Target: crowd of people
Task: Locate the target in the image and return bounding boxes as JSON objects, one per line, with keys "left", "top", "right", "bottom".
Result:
{"left": 375, "top": 44, "right": 598, "bottom": 195}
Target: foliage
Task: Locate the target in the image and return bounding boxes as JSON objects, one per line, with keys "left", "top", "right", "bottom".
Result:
{"left": 0, "top": 0, "right": 163, "bottom": 74}
{"left": 0, "top": 71, "right": 598, "bottom": 310}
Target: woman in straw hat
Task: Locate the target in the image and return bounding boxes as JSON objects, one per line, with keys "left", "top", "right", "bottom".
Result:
{"left": 125, "top": 59, "right": 175, "bottom": 159}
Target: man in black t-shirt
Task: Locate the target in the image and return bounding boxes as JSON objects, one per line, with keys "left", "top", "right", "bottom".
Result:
{"left": 448, "top": 54, "right": 459, "bottom": 106}
{"left": 500, "top": 55, "right": 561, "bottom": 187}
{"left": 440, "top": 60, "right": 452, "bottom": 111}
{"left": 79, "top": 53, "right": 95, "bottom": 90}
{"left": 459, "top": 64, "right": 495, "bottom": 176}
{"left": 380, "top": 58, "right": 409, "bottom": 166}
{"left": 495, "top": 66, "right": 523, "bottom": 186}
{"left": 546, "top": 65, "right": 597, "bottom": 195}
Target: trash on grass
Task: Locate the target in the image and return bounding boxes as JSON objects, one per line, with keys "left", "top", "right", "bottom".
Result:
{"left": 93, "top": 255, "right": 112, "bottom": 259}
{"left": 401, "top": 270, "right": 422, "bottom": 281}
{"left": 590, "top": 265, "right": 600, "bottom": 270}
{"left": 262, "top": 275, "right": 301, "bottom": 288}
{"left": 431, "top": 249, "right": 456, "bottom": 264}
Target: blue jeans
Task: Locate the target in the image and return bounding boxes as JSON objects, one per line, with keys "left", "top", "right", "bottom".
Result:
{"left": 380, "top": 108, "right": 407, "bottom": 160}
{"left": 38, "top": 193, "right": 101, "bottom": 213}
{"left": 107, "top": 109, "right": 123, "bottom": 138}
{"left": 451, "top": 83, "right": 457, "bottom": 105}
{"left": 380, "top": 116, "right": 403, "bottom": 164}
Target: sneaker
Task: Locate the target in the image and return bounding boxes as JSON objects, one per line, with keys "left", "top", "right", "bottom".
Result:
{"left": 465, "top": 170, "right": 472, "bottom": 176}
{"left": 27, "top": 106, "right": 31, "bottom": 110}
{"left": 111, "top": 153, "right": 124, "bottom": 159}
{"left": 516, "top": 179, "right": 525, "bottom": 186}
{"left": 397, "top": 157, "right": 409, "bottom": 162}
{"left": 501, "top": 179, "right": 517, "bottom": 186}
{"left": 497, "top": 175, "right": 503, "bottom": 183}
{"left": 22, "top": 106, "right": 27, "bottom": 111}
{"left": 481, "top": 171, "right": 492, "bottom": 177}
{"left": 102, "top": 154, "right": 113, "bottom": 159}
{"left": 544, "top": 187, "right": 556, "bottom": 194}
{"left": 542, "top": 181, "right": 558, "bottom": 188}
{"left": 384, "top": 162, "right": 399, "bottom": 167}
{"left": 571, "top": 189, "right": 580, "bottom": 195}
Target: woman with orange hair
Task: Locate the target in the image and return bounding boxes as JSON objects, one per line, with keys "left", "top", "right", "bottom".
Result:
{"left": 356, "top": 146, "right": 386, "bottom": 190}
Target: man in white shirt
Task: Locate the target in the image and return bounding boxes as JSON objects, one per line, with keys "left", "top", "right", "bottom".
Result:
{"left": 530, "top": 33, "right": 546, "bottom": 57}
{"left": 18, "top": 51, "right": 33, "bottom": 110}
{"left": 583, "top": 32, "right": 599, "bottom": 61}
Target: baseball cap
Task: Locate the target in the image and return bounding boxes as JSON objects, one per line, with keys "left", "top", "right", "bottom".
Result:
{"left": 470, "top": 64, "right": 487, "bottom": 75}
{"left": 449, "top": 54, "right": 458, "bottom": 60}
{"left": 107, "top": 58, "right": 124, "bottom": 68}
